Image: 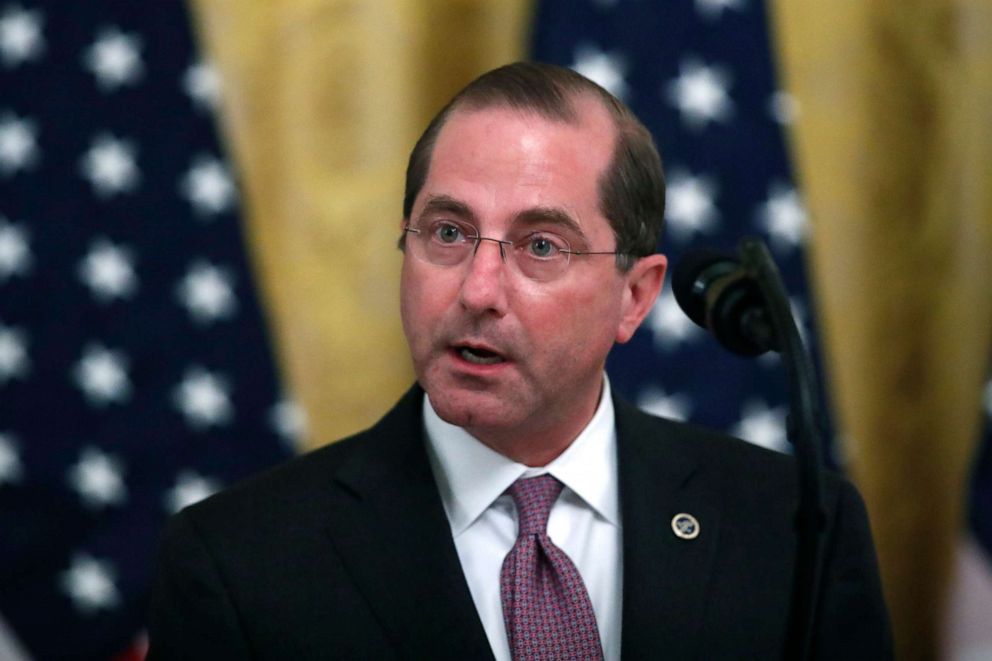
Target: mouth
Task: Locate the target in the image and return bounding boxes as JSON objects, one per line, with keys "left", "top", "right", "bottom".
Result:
{"left": 452, "top": 343, "right": 507, "bottom": 366}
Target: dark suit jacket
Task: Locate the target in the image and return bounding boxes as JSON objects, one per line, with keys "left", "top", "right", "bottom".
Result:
{"left": 147, "top": 385, "right": 892, "bottom": 659}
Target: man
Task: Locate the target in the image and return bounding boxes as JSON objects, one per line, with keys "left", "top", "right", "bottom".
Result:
{"left": 148, "top": 62, "right": 892, "bottom": 659}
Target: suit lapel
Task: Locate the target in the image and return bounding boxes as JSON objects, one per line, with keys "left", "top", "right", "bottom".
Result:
{"left": 615, "top": 397, "right": 722, "bottom": 659}
{"left": 322, "top": 387, "right": 495, "bottom": 661}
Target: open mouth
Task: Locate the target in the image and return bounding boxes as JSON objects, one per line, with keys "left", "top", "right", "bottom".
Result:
{"left": 456, "top": 345, "right": 506, "bottom": 365}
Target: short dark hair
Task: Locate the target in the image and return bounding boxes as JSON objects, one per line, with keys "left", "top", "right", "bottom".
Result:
{"left": 403, "top": 61, "right": 666, "bottom": 271}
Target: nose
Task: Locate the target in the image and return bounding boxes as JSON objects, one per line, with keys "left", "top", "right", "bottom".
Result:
{"left": 472, "top": 236, "right": 508, "bottom": 262}
{"left": 458, "top": 238, "right": 509, "bottom": 316}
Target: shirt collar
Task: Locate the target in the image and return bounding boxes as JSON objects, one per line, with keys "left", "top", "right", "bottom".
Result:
{"left": 423, "top": 375, "right": 620, "bottom": 537}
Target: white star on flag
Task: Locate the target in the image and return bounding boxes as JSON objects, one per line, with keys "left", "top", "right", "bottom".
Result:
{"left": 0, "top": 216, "right": 32, "bottom": 281}
{"left": 0, "top": 4, "right": 44, "bottom": 68}
{"left": 59, "top": 554, "right": 120, "bottom": 614}
{"left": 756, "top": 344, "right": 782, "bottom": 369}
{"left": 732, "top": 399, "right": 789, "bottom": 453}
{"left": 67, "top": 447, "right": 127, "bottom": 509}
{"left": 0, "top": 216, "right": 32, "bottom": 280}
{"left": 647, "top": 288, "right": 702, "bottom": 351}
{"left": 768, "top": 90, "right": 800, "bottom": 125}
{"left": 78, "top": 238, "right": 138, "bottom": 302}
{"left": 0, "top": 111, "right": 39, "bottom": 175}
{"left": 179, "top": 155, "right": 236, "bottom": 217}
{"left": 182, "top": 60, "right": 222, "bottom": 111}
{"left": 73, "top": 344, "right": 131, "bottom": 406}
{"left": 638, "top": 386, "right": 692, "bottom": 422}
{"left": 695, "top": 0, "right": 745, "bottom": 19}
{"left": 758, "top": 184, "right": 808, "bottom": 253}
{"left": 270, "top": 398, "right": 308, "bottom": 449}
{"left": 0, "top": 432, "right": 23, "bottom": 485}
{"left": 176, "top": 260, "right": 237, "bottom": 324}
{"left": 173, "top": 366, "right": 233, "bottom": 429}
{"left": 665, "top": 169, "right": 720, "bottom": 242}
{"left": 666, "top": 58, "right": 734, "bottom": 130}
{"left": 0, "top": 322, "right": 29, "bottom": 383}
{"left": 163, "top": 470, "right": 221, "bottom": 513}
{"left": 83, "top": 27, "right": 143, "bottom": 91}
{"left": 79, "top": 133, "right": 139, "bottom": 197}
{"left": 571, "top": 44, "right": 628, "bottom": 101}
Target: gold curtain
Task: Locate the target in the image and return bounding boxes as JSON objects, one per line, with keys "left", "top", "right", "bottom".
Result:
{"left": 770, "top": 1, "right": 992, "bottom": 658}
{"left": 187, "top": 0, "right": 530, "bottom": 449}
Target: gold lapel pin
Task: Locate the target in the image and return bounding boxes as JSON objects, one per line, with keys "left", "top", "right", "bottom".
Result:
{"left": 671, "top": 513, "right": 700, "bottom": 540}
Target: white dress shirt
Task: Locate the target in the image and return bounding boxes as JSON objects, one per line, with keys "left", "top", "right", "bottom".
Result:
{"left": 423, "top": 377, "right": 622, "bottom": 661}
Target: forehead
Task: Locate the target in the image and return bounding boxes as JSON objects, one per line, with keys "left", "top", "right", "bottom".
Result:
{"left": 416, "top": 100, "right": 617, "bottom": 235}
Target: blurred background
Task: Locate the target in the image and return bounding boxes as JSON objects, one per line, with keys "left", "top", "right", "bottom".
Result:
{"left": 0, "top": 1, "right": 990, "bottom": 659}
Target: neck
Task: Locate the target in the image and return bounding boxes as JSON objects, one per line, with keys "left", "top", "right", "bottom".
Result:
{"left": 473, "top": 431, "right": 576, "bottom": 467}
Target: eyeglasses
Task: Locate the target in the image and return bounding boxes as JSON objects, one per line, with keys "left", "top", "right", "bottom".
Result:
{"left": 401, "top": 218, "right": 627, "bottom": 282}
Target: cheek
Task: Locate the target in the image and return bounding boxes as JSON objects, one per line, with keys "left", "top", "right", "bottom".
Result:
{"left": 517, "top": 279, "right": 624, "bottom": 350}
{"left": 400, "top": 261, "right": 455, "bottom": 343}
{"left": 399, "top": 263, "right": 429, "bottom": 343}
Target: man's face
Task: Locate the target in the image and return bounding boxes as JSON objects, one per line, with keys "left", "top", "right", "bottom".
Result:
{"left": 400, "top": 101, "right": 661, "bottom": 453}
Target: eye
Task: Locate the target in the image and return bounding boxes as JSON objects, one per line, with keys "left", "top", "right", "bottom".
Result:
{"left": 520, "top": 233, "right": 568, "bottom": 259}
{"left": 430, "top": 221, "right": 472, "bottom": 244}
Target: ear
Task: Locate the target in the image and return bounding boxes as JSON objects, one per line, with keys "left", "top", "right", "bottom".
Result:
{"left": 615, "top": 253, "right": 667, "bottom": 344}
{"left": 399, "top": 217, "right": 410, "bottom": 250}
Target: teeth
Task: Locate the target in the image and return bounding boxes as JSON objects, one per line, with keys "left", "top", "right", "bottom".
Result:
{"left": 460, "top": 347, "right": 504, "bottom": 365}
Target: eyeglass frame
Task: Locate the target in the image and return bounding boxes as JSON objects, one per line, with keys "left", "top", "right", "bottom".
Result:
{"left": 400, "top": 219, "right": 633, "bottom": 282}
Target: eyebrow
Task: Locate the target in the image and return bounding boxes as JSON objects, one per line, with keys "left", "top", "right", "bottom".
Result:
{"left": 418, "top": 195, "right": 478, "bottom": 224}
{"left": 512, "top": 207, "right": 586, "bottom": 242}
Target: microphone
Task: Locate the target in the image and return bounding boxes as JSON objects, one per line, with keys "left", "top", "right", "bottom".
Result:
{"left": 671, "top": 248, "right": 776, "bottom": 356}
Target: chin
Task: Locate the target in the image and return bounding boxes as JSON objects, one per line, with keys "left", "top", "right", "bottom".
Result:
{"left": 425, "top": 385, "right": 516, "bottom": 432}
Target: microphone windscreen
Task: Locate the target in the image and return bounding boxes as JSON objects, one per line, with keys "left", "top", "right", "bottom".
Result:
{"left": 671, "top": 249, "right": 737, "bottom": 327}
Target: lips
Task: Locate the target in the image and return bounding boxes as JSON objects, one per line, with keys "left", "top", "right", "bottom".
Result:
{"left": 450, "top": 341, "right": 508, "bottom": 366}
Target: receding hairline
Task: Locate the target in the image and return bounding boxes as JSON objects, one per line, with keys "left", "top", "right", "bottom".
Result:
{"left": 409, "top": 90, "right": 623, "bottom": 212}
{"left": 455, "top": 88, "right": 616, "bottom": 129}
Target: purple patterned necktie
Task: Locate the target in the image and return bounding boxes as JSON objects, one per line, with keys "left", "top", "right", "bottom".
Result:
{"left": 500, "top": 474, "right": 604, "bottom": 660}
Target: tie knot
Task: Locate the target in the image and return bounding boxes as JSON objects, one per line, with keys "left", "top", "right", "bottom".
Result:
{"left": 508, "top": 474, "right": 564, "bottom": 536}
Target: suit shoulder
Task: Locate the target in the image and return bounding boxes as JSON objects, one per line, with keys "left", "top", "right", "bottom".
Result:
{"left": 176, "top": 428, "right": 370, "bottom": 533}
{"left": 178, "top": 386, "right": 423, "bottom": 517}
{"left": 616, "top": 398, "right": 849, "bottom": 496}
{"left": 617, "top": 398, "right": 791, "bottom": 467}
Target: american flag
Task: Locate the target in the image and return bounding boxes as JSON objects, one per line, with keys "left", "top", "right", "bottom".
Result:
{"left": 0, "top": 1, "right": 292, "bottom": 658}
{"left": 531, "top": 0, "right": 992, "bottom": 566}
{"left": 2, "top": 1, "right": 990, "bottom": 659}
